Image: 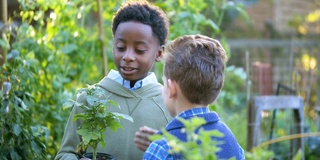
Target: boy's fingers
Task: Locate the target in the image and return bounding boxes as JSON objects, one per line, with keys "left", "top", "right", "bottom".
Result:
{"left": 140, "top": 126, "right": 158, "bottom": 134}
{"left": 134, "top": 131, "right": 151, "bottom": 142}
{"left": 134, "top": 126, "right": 159, "bottom": 151}
{"left": 134, "top": 134, "right": 151, "bottom": 151}
{"left": 136, "top": 143, "right": 149, "bottom": 151}
{"left": 134, "top": 136, "right": 151, "bottom": 146}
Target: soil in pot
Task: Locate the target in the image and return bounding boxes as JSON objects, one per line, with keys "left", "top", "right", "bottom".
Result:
{"left": 83, "top": 152, "right": 115, "bottom": 160}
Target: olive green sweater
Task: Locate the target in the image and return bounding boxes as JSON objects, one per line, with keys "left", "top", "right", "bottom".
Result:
{"left": 55, "top": 77, "right": 171, "bottom": 160}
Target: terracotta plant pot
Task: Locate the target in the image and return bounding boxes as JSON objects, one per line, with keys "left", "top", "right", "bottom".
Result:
{"left": 83, "top": 152, "right": 115, "bottom": 160}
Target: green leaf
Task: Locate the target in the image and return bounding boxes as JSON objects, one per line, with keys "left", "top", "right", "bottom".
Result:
{"left": 86, "top": 95, "right": 99, "bottom": 106}
{"left": 77, "top": 129, "right": 99, "bottom": 141}
{"left": 13, "top": 124, "right": 22, "bottom": 136}
{"left": 222, "top": 1, "right": 236, "bottom": 10}
{"left": 108, "top": 100, "right": 120, "bottom": 108}
{"left": 77, "top": 88, "right": 88, "bottom": 94}
{"left": 41, "top": 126, "right": 50, "bottom": 142}
{"left": 100, "top": 140, "right": 106, "bottom": 148}
{"left": 202, "top": 129, "right": 224, "bottom": 138}
{"left": 31, "top": 126, "right": 38, "bottom": 133}
{"left": 73, "top": 113, "right": 87, "bottom": 121}
{"left": 1, "top": 99, "right": 9, "bottom": 112}
{"left": 31, "top": 140, "right": 43, "bottom": 153}
{"left": 7, "top": 50, "right": 20, "bottom": 60}
{"left": 177, "top": 11, "right": 190, "bottom": 19}
{"left": 189, "top": 117, "right": 206, "bottom": 128}
{"left": 74, "top": 101, "right": 85, "bottom": 108}
{"left": 149, "top": 134, "right": 163, "bottom": 141}
{"left": 207, "top": 19, "right": 220, "bottom": 33}
{"left": 108, "top": 122, "right": 122, "bottom": 132}
{"left": 0, "top": 36, "right": 10, "bottom": 49}
{"left": 20, "top": 101, "right": 28, "bottom": 110}
{"left": 24, "top": 91, "right": 33, "bottom": 99}
{"left": 61, "top": 44, "right": 78, "bottom": 54}
{"left": 14, "top": 96, "right": 28, "bottom": 110}
{"left": 112, "top": 112, "right": 133, "bottom": 122}
{"left": 10, "top": 151, "right": 20, "bottom": 160}
{"left": 100, "top": 99, "right": 109, "bottom": 105}
{"left": 63, "top": 100, "right": 75, "bottom": 110}
{"left": 83, "top": 134, "right": 99, "bottom": 145}
{"left": 81, "top": 122, "right": 92, "bottom": 129}
{"left": 95, "top": 112, "right": 104, "bottom": 118}
{"left": 293, "top": 149, "right": 302, "bottom": 160}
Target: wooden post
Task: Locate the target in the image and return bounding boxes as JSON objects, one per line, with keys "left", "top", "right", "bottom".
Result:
{"left": 0, "top": 0, "right": 8, "bottom": 91}
{"left": 289, "top": 36, "right": 294, "bottom": 87}
{"left": 96, "top": 0, "right": 108, "bottom": 76}
{"left": 246, "top": 50, "right": 252, "bottom": 151}
{"left": 246, "top": 50, "right": 251, "bottom": 104}
{"left": 1, "top": 0, "right": 8, "bottom": 67}
{"left": 316, "top": 44, "right": 320, "bottom": 131}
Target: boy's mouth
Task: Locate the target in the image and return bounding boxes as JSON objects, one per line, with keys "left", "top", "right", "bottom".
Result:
{"left": 120, "top": 67, "right": 137, "bottom": 75}
{"left": 122, "top": 67, "right": 135, "bottom": 71}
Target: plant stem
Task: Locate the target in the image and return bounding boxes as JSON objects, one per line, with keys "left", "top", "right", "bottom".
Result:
{"left": 93, "top": 148, "right": 97, "bottom": 160}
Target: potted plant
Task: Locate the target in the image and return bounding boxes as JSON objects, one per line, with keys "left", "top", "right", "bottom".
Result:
{"left": 64, "top": 84, "right": 133, "bottom": 160}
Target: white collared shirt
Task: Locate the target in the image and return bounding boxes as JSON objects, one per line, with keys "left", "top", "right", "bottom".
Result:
{"left": 107, "top": 69, "right": 158, "bottom": 90}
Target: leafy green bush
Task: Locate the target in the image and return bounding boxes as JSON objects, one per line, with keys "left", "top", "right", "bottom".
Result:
{"left": 1, "top": 0, "right": 121, "bottom": 158}
{"left": 0, "top": 50, "right": 49, "bottom": 159}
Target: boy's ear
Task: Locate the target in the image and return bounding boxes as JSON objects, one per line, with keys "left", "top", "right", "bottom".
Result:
{"left": 155, "top": 45, "right": 164, "bottom": 62}
{"left": 167, "top": 79, "right": 177, "bottom": 98}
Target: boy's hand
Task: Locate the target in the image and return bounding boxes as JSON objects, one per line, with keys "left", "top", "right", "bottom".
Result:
{"left": 134, "top": 126, "right": 158, "bottom": 151}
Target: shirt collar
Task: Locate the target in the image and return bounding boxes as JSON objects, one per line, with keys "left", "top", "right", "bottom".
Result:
{"left": 177, "top": 107, "right": 210, "bottom": 118}
{"left": 107, "top": 69, "right": 158, "bottom": 90}
{"left": 163, "top": 107, "right": 220, "bottom": 133}
{"left": 122, "top": 79, "right": 142, "bottom": 90}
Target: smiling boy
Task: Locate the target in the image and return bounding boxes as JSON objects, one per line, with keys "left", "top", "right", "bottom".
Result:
{"left": 55, "top": 1, "right": 172, "bottom": 160}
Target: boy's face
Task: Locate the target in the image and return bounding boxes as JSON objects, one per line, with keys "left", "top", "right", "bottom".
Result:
{"left": 113, "top": 21, "right": 163, "bottom": 81}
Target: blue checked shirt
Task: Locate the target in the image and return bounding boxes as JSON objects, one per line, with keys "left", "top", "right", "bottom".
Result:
{"left": 143, "top": 107, "right": 245, "bottom": 160}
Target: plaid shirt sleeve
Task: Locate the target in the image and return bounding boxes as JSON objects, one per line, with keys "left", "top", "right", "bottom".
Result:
{"left": 143, "top": 138, "right": 174, "bottom": 160}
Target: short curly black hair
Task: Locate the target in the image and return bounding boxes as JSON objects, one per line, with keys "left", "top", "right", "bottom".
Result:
{"left": 112, "top": 1, "right": 169, "bottom": 46}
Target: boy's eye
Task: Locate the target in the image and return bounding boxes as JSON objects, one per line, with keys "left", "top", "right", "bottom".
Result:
{"left": 136, "top": 48, "right": 147, "bottom": 54}
{"left": 117, "top": 47, "right": 126, "bottom": 51}
{"left": 136, "top": 49, "right": 146, "bottom": 54}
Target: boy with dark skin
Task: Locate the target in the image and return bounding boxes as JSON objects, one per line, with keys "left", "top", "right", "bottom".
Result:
{"left": 140, "top": 34, "right": 245, "bottom": 159}
{"left": 55, "top": 1, "right": 171, "bottom": 160}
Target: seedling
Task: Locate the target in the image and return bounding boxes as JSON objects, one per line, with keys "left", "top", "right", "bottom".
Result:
{"left": 64, "top": 84, "right": 133, "bottom": 160}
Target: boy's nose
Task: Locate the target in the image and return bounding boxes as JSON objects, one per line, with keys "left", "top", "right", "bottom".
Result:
{"left": 122, "top": 49, "right": 135, "bottom": 62}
